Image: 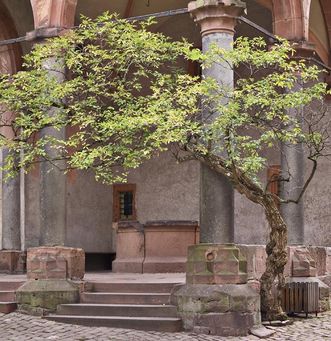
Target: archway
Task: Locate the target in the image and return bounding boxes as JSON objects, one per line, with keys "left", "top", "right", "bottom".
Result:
{"left": 0, "top": 1, "right": 22, "bottom": 74}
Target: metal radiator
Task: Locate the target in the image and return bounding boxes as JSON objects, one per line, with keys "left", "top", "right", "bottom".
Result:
{"left": 281, "top": 282, "right": 319, "bottom": 317}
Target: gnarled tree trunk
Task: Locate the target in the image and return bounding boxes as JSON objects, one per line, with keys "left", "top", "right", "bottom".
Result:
{"left": 260, "top": 194, "right": 288, "bottom": 321}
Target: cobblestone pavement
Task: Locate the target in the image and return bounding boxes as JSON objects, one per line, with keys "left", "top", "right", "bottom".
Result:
{"left": 1, "top": 311, "right": 331, "bottom": 341}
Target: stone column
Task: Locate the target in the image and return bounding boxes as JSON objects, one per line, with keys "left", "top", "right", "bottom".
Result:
{"left": 1, "top": 149, "right": 20, "bottom": 250}
{"left": 188, "top": 0, "right": 245, "bottom": 244}
{"left": 29, "top": 0, "right": 77, "bottom": 246}
{"left": 0, "top": 50, "right": 21, "bottom": 251}
{"left": 280, "top": 44, "right": 313, "bottom": 245}
{"left": 281, "top": 141, "right": 304, "bottom": 245}
{"left": 0, "top": 114, "right": 20, "bottom": 250}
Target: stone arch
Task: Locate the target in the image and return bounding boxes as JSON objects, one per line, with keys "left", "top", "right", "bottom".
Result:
{"left": 0, "top": 1, "right": 22, "bottom": 74}
{"left": 319, "top": 0, "right": 331, "bottom": 64}
{"left": 30, "top": 0, "right": 78, "bottom": 30}
{"left": 272, "top": 0, "right": 309, "bottom": 41}
{"left": 309, "top": 0, "right": 330, "bottom": 64}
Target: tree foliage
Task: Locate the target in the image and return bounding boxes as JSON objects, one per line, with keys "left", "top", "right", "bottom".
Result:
{"left": 0, "top": 13, "right": 330, "bottom": 319}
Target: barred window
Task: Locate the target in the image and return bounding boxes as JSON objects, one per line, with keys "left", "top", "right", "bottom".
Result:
{"left": 113, "top": 184, "right": 136, "bottom": 222}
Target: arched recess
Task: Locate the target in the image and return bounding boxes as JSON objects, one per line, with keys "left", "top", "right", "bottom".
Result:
{"left": 0, "top": 1, "right": 22, "bottom": 74}
{"left": 308, "top": 0, "right": 330, "bottom": 64}
{"left": 319, "top": 0, "right": 331, "bottom": 64}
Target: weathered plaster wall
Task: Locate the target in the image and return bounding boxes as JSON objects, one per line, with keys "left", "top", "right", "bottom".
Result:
{"left": 304, "top": 99, "right": 331, "bottom": 246}
{"left": 128, "top": 151, "right": 200, "bottom": 223}
{"left": 65, "top": 170, "right": 114, "bottom": 253}
{"left": 304, "top": 156, "right": 331, "bottom": 246}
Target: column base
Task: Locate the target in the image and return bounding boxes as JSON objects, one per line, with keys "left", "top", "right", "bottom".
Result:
{"left": 16, "top": 279, "right": 79, "bottom": 315}
{"left": 173, "top": 283, "right": 261, "bottom": 336}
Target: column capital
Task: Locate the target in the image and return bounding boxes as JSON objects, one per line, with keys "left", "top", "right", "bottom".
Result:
{"left": 188, "top": 0, "right": 246, "bottom": 36}
{"left": 30, "top": 0, "right": 77, "bottom": 30}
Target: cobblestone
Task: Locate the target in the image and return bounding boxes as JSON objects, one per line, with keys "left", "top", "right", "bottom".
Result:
{"left": 0, "top": 311, "right": 331, "bottom": 340}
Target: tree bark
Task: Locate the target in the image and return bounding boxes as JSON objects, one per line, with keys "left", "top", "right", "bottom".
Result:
{"left": 260, "top": 194, "right": 288, "bottom": 321}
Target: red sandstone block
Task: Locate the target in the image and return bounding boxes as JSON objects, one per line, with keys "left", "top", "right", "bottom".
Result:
{"left": 27, "top": 247, "right": 85, "bottom": 280}
{"left": 291, "top": 247, "right": 317, "bottom": 277}
{"left": 0, "top": 251, "right": 26, "bottom": 274}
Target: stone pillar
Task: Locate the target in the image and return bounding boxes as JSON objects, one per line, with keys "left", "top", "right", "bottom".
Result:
{"left": 29, "top": 0, "right": 77, "bottom": 246}
{"left": 281, "top": 141, "right": 305, "bottom": 245}
{"left": 1, "top": 149, "right": 20, "bottom": 250}
{"left": 280, "top": 44, "right": 314, "bottom": 245}
{"left": 0, "top": 90, "right": 21, "bottom": 251}
{"left": 172, "top": 2, "right": 262, "bottom": 337}
{"left": 189, "top": 0, "right": 245, "bottom": 244}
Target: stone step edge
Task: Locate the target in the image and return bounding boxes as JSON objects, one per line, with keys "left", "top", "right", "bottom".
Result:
{"left": 60, "top": 303, "right": 176, "bottom": 308}
{"left": 46, "top": 315, "right": 181, "bottom": 322}
{"left": 82, "top": 292, "right": 171, "bottom": 296}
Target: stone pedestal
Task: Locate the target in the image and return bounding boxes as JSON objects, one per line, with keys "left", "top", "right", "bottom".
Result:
{"left": 143, "top": 221, "right": 199, "bottom": 273}
{"left": 112, "top": 221, "right": 199, "bottom": 273}
{"left": 174, "top": 244, "right": 261, "bottom": 336}
{"left": 27, "top": 246, "right": 85, "bottom": 280}
{"left": 173, "top": 283, "right": 260, "bottom": 336}
{"left": 112, "top": 221, "right": 144, "bottom": 273}
{"left": 17, "top": 246, "right": 83, "bottom": 315}
{"left": 176, "top": 244, "right": 261, "bottom": 336}
{"left": 16, "top": 280, "right": 79, "bottom": 315}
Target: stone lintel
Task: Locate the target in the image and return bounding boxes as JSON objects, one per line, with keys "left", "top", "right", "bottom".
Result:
{"left": 26, "top": 27, "right": 63, "bottom": 41}
{"left": 188, "top": 0, "right": 246, "bottom": 36}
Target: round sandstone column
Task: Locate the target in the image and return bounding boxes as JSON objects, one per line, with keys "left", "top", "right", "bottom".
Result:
{"left": 29, "top": 0, "right": 77, "bottom": 246}
{"left": 188, "top": 0, "right": 245, "bottom": 244}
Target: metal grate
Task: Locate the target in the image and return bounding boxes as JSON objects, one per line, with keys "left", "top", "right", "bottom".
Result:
{"left": 119, "top": 191, "right": 133, "bottom": 220}
{"left": 282, "top": 282, "right": 319, "bottom": 317}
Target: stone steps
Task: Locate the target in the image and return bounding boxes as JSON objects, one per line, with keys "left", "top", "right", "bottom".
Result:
{"left": 57, "top": 303, "right": 178, "bottom": 317}
{"left": 80, "top": 292, "right": 171, "bottom": 305}
{"left": 0, "top": 281, "right": 25, "bottom": 291}
{"left": 45, "top": 281, "right": 182, "bottom": 332}
{"left": 45, "top": 315, "right": 182, "bottom": 332}
{"left": 0, "top": 302, "right": 17, "bottom": 314}
{"left": 86, "top": 282, "right": 176, "bottom": 293}
{"left": 0, "top": 291, "right": 16, "bottom": 302}
{"left": 0, "top": 281, "right": 24, "bottom": 314}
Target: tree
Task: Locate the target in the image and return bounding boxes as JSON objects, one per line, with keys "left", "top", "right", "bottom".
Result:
{"left": 0, "top": 13, "right": 329, "bottom": 320}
